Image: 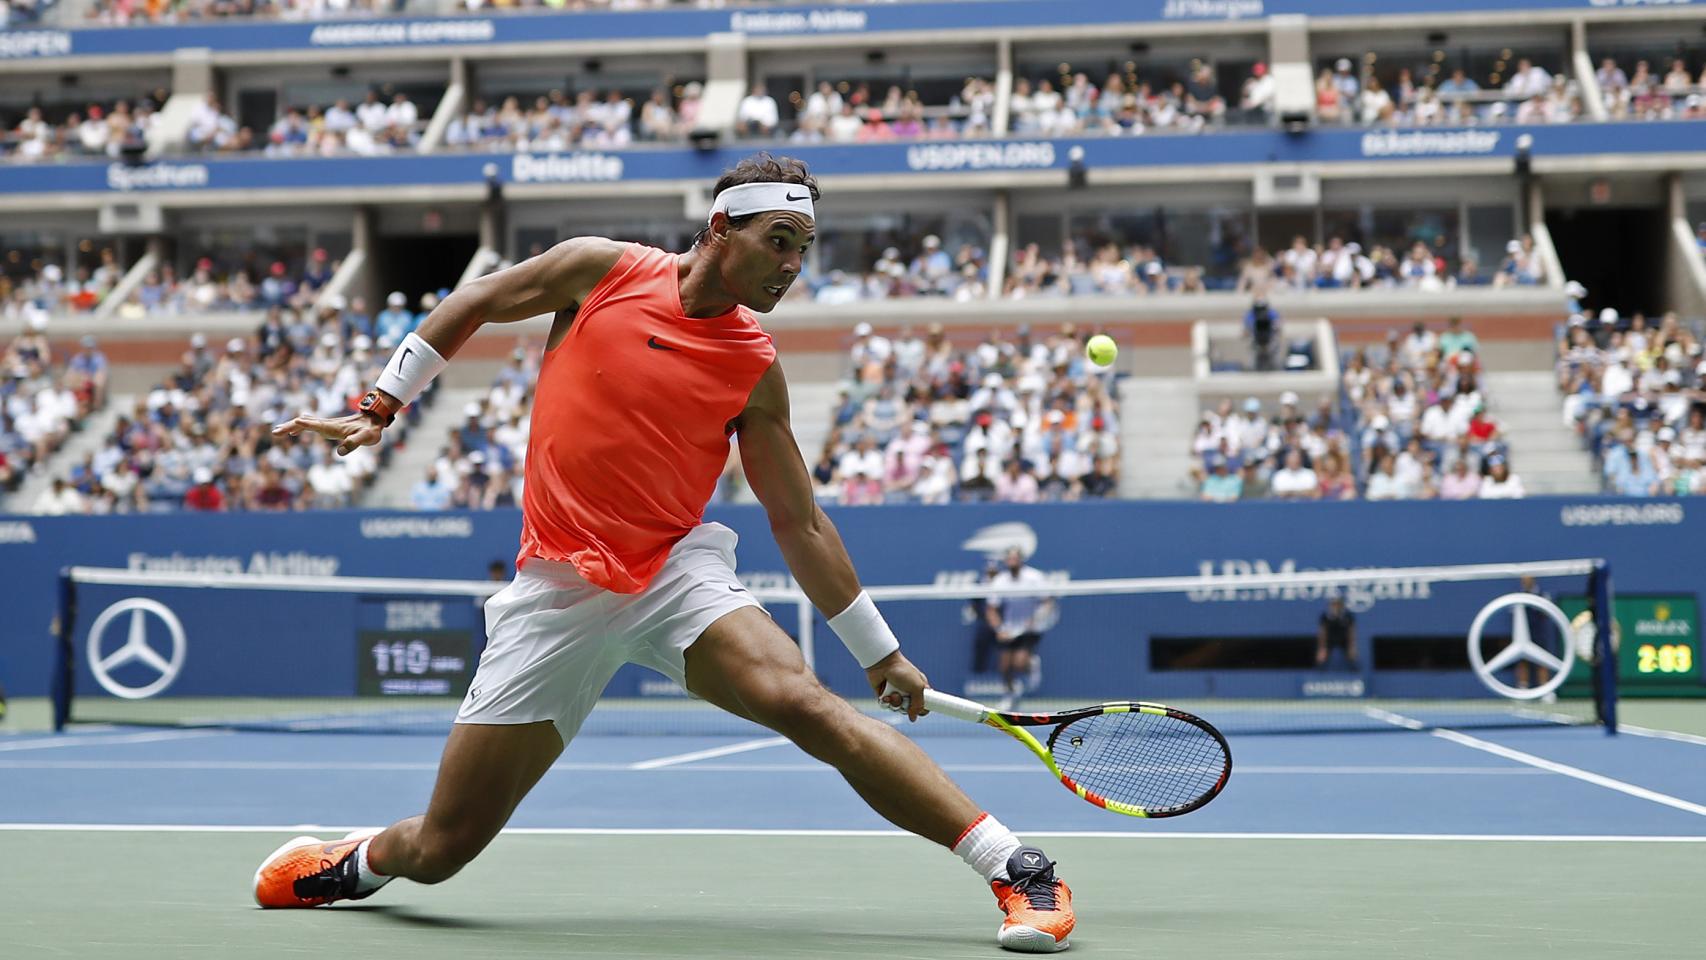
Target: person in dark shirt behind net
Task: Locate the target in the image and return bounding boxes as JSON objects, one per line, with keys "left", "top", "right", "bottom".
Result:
{"left": 1316, "top": 595, "right": 1358, "bottom": 671}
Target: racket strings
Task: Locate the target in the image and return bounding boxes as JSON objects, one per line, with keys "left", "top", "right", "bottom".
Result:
{"left": 1050, "top": 712, "right": 1226, "bottom": 810}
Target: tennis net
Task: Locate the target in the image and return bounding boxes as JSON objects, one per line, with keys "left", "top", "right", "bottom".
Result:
{"left": 52, "top": 558, "right": 1617, "bottom": 736}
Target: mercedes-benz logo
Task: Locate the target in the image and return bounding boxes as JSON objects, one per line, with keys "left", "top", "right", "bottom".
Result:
{"left": 1466, "top": 593, "right": 1577, "bottom": 700}
{"left": 85, "top": 597, "right": 187, "bottom": 699}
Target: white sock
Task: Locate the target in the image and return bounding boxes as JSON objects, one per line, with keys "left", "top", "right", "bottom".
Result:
{"left": 953, "top": 813, "right": 1022, "bottom": 883}
{"left": 354, "top": 839, "right": 391, "bottom": 894}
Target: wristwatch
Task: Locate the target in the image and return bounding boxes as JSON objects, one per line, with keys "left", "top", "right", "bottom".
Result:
{"left": 356, "top": 389, "right": 401, "bottom": 427}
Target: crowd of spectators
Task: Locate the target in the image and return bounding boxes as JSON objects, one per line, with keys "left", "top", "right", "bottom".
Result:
{"left": 2, "top": 319, "right": 100, "bottom": 496}
{"left": 811, "top": 234, "right": 993, "bottom": 304}
{"left": 1554, "top": 293, "right": 1706, "bottom": 496}
{"left": 85, "top": 0, "right": 397, "bottom": 25}
{"left": 1, "top": 0, "right": 57, "bottom": 26}
{"left": 104, "top": 249, "right": 344, "bottom": 317}
{"left": 1, "top": 88, "right": 430, "bottom": 162}
{"left": 1248, "top": 55, "right": 1584, "bottom": 127}
{"left": 445, "top": 86, "right": 693, "bottom": 151}
{"left": 801, "top": 227, "right": 1547, "bottom": 305}
{"left": 1238, "top": 234, "right": 1544, "bottom": 296}
{"left": 30, "top": 295, "right": 436, "bottom": 515}
{"left": 1596, "top": 56, "right": 1706, "bottom": 122}
{"left": 254, "top": 91, "right": 426, "bottom": 157}
{"left": 409, "top": 347, "right": 537, "bottom": 511}
{"left": 2, "top": 96, "right": 157, "bottom": 164}
{"left": 1192, "top": 315, "right": 1526, "bottom": 501}
{"left": 740, "top": 78, "right": 995, "bottom": 143}
{"left": 80, "top": 0, "right": 839, "bottom": 25}
{"left": 2, "top": 252, "right": 129, "bottom": 320}
{"left": 812, "top": 322, "right": 1121, "bottom": 505}
{"left": 1011, "top": 63, "right": 1243, "bottom": 136}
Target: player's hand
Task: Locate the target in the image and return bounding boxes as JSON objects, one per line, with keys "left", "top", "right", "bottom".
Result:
{"left": 867, "top": 650, "right": 930, "bottom": 722}
{"left": 272, "top": 412, "right": 384, "bottom": 456}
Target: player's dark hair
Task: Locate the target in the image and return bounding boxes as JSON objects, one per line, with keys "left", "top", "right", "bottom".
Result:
{"left": 693, "top": 153, "right": 820, "bottom": 246}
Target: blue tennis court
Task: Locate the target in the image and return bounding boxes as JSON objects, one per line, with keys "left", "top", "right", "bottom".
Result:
{"left": 3, "top": 705, "right": 1704, "bottom": 959}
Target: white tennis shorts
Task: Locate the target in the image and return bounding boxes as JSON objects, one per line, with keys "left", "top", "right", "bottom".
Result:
{"left": 455, "top": 522, "right": 763, "bottom": 740}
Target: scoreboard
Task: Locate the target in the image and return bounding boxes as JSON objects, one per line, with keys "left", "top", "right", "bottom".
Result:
{"left": 1561, "top": 595, "right": 1702, "bottom": 694}
{"left": 356, "top": 599, "right": 480, "bottom": 697}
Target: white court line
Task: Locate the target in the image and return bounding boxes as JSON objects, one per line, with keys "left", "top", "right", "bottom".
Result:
{"left": 1369, "top": 709, "right": 1706, "bottom": 818}
{"left": 1, "top": 823, "right": 1703, "bottom": 842}
{"left": 1432, "top": 727, "right": 1706, "bottom": 818}
{"left": 627, "top": 735, "right": 791, "bottom": 770}
{"left": 0, "top": 760, "right": 1549, "bottom": 775}
{"left": 0, "top": 730, "right": 230, "bottom": 752}
{"left": 1619, "top": 723, "right": 1706, "bottom": 748}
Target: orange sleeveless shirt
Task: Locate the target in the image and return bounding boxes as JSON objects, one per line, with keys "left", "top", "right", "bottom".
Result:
{"left": 516, "top": 243, "right": 777, "bottom": 593}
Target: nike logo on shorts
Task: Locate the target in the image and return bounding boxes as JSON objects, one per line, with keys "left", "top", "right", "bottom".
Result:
{"left": 647, "top": 336, "right": 678, "bottom": 351}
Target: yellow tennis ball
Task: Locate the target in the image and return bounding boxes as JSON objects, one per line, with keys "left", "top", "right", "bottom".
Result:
{"left": 1086, "top": 334, "right": 1118, "bottom": 367}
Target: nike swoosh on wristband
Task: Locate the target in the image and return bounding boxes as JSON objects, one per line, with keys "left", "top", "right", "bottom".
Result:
{"left": 646, "top": 336, "right": 678, "bottom": 351}
{"left": 785, "top": 193, "right": 808, "bottom": 202}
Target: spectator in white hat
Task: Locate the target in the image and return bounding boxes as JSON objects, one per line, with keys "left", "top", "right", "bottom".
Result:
{"left": 849, "top": 321, "right": 892, "bottom": 374}
{"left": 376, "top": 291, "right": 415, "bottom": 346}
{"left": 910, "top": 235, "right": 953, "bottom": 293}
{"left": 1332, "top": 58, "right": 1360, "bottom": 110}
{"left": 1564, "top": 280, "right": 1587, "bottom": 313}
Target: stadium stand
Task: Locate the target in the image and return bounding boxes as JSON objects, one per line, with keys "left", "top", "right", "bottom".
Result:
{"left": 8, "top": 10, "right": 1706, "bottom": 956}
{"left": 1556, "top": 305, "right": 1706, "bottom": 496}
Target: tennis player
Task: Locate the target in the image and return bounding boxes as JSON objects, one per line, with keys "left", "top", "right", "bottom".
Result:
{"left": 987, "top": 547, "right": 1056, "bottom": 711}
{"left": 256, "top": 154, "right": 1075, "bottom": 953}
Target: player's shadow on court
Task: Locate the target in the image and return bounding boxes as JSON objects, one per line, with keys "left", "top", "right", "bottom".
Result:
{"left": 338, "top": 908, "right": 991, "bottom": 952}
{"left": 334, "top": 904, "right": 501, "bottom": 931}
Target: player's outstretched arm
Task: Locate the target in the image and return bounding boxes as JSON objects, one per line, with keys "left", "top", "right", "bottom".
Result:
{"left": 273, "top": 237, "right": 625, "bottom": 454}
{"left": 737, "top": 360, "right": 930, "bottom": 720}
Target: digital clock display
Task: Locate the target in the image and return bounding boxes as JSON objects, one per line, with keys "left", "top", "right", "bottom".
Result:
{"left": 1634, "top": 643, "right": 1694, "bottom": 676}
{"left": 1561, "top": 595, "right": 1701, "bottom": 690}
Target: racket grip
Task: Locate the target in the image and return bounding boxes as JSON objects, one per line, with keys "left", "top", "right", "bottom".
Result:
{"left": 878, "top": 685, "right": 990, "bottom": 723}
{"left": 920, "top": 689, "right": 990, "bottom": 723}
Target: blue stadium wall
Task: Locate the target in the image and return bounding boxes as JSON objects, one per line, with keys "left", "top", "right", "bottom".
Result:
{"left": 2, "top": 498, "right": 1698, "bottom": 703}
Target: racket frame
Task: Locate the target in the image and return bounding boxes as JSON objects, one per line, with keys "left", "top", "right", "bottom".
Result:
{"left": 917, "top": 689, "right": 1231, "bottom": 818}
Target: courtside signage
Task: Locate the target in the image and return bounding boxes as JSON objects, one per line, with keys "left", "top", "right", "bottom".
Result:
{"left": 511, "top": 153, "right": 625, "bottom": 184}
{"left": 1186, "top": 559, "right": 1432, "bottom": 612}
{"left": 0, "top": 521, "right": 36, "bottom": 544}
{"left": 8, "top": 123, "right": 1706, "bottom": 199}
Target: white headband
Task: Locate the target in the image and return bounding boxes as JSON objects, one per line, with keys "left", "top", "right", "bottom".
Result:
{"left": 707, "top": 181, "right": 815, "bottom": 224}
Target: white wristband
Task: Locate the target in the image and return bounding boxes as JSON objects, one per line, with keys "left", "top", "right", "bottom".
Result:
{"left": 374, "top": 332, "right": 449, "bottom": 406}
{"left": 827, "top": 591, "right": 900, "bottom": 669}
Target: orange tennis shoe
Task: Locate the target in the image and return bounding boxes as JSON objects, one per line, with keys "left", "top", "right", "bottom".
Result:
{"left": 253, "top": 829, "right": 384, "bottom": 908}
{"left": 990, "top": 847, "right": 1075, "bottom": 953}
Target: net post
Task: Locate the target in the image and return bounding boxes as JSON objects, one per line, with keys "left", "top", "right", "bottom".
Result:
{"left": 52, "top": 568, "right": 77, "bottom": 732}
{"left": 1591, "top": 560, "right": 1618, "bottom": 735}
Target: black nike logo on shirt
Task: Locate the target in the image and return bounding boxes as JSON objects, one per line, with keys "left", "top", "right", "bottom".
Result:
{"left": 785, "top": 192, "right": 808, "bottom": 202}
{"left": 647, "top": 336, "right": 678, "bottom": 351}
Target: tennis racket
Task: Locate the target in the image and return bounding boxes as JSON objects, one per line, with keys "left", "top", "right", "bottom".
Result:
{"left": 889, "top": 687, "right": 1231, "bottom": 818}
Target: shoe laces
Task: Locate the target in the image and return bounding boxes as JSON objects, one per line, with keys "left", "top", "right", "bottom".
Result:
{"left": 1010, "top": 858, "right": 1061, "bottom": 912}
{"left": 291, "top": 855, "right": 353, "bottom": 901}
